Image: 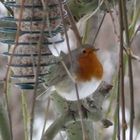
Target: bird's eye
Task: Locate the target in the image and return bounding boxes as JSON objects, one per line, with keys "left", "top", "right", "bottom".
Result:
{"left": 82, "top": 49, "right": 87, "bottom": 54}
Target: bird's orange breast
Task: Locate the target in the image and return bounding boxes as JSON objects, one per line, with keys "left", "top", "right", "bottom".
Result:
{"left": 76, "top": 50, "right": 103, "bottom": 82}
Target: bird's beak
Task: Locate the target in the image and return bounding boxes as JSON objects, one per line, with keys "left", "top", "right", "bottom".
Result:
{"left": 93, "top": 48, "right": 100, "bottom": 51}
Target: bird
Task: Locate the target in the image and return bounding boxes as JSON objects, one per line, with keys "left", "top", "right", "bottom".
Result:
{"left": 44, "top": 44, "right": 103, "bottom": 101}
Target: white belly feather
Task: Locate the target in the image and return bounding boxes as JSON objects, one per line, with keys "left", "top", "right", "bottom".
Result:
{"left": 55, "top": 77, "right": 102, "bottom": 101}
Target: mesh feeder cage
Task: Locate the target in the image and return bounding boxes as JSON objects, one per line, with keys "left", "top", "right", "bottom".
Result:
{"left": 0, "top": 0, "right": 67, "bottom": 89}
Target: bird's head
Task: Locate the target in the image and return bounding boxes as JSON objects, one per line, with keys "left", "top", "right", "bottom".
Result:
{"left": 71, "top": 44, "right": 103, "bottom": 82}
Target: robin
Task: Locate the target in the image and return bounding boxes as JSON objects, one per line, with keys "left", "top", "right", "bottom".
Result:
{"left": 44, "top": 44, "right": 103, "bottom": 101}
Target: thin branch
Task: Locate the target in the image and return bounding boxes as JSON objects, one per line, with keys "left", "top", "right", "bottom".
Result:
{"left": 123, "top": 46, "right": 140, "bottom": 62}
{"left": 118, "top": 0, "right": 127, "bottom": 139}
{"left": 121, "top": 0, "right": 135, "bottom": 139}
{"left": 30, "top": 0, "right": 48, "bottom": 139}
{"left": 105, "top": 0, "right": 120, "bottom": 40}
{"left": 21, "top": 91, "right": 30, "bottom": 140}
{"left": 3, "top": 0, "right": 25, "bottom": 139}
{"left": 65, "top": 4, "right": 82, "bottom": 47}
{"left": 117, "top": 70, "right": 121, "bottom": 140}
{"left": 58, "top": 0, "right": 73, "bottom": 65}
{"left": 40, "top": 98, "right": 51, "bottom": 139}
{"left": 91, "top": 12, "right": 106, "bottom": 46}
{"left": 130, "top": 25, "right": 140, "bottom": 45}
{"left": 74, "top": 84, "right": 88, "bottom": 140}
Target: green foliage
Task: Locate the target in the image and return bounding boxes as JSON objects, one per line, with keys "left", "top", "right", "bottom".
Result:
{"left": 68, "top": 0, "right": 115, "bottom": 20}
{"left": 0, "top": 102, "right": 11, "bottom": 140}
{"left": 68, "top": 0, "right": 98, "bottom": 20}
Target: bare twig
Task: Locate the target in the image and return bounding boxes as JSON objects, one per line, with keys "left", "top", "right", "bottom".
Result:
{"left": 91, "top": 12, "right": 106, "bottom": 46}
{"left": 74, "top": 84, "right": 88, "bottom": 140}
{"left": 121, "top": 0, "right": 135, "bottom": 139}
{"left": 58, "top": 0, "right": 73, "bottom": 65}
{"left": 123, "top": 47, "right": 140, "bottom": 62}
{"left": 130, "top": 26, "right": 140, "bottom": 45}
{"left": 30, "top": 0, "right": 48, "bottom": 139}
{"left": 65, "top": 4, "right": 82, "bottom": 47}
{"left": 21, "top": 91, "right": 30, "bottom": 140}
{"left": 105, "top": 0, "right": 120, "bottom": 40}
{"left": 117, "top": 71, "right": 121, "bottom": 140}
{"left": 40, "top": 98, "right": 51, "bottom": 139}
{"left": 118, "top": 0, "right": 127, "bottom": 139}
{"left": 3, "top": 0, "right": 25, "bottom": 139}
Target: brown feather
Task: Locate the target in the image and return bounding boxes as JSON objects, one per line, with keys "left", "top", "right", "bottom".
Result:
{"left": 76, "top": 48, "right": 103, "bottom": 81}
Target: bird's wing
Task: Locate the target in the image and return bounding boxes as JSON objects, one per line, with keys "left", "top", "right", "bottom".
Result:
{"left": 44, "top": 52, "right": 70, "bottom": 87}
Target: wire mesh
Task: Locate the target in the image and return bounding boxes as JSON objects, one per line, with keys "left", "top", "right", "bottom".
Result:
{"left": 0, "top": 0, "right": 67, "bottom": 89}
